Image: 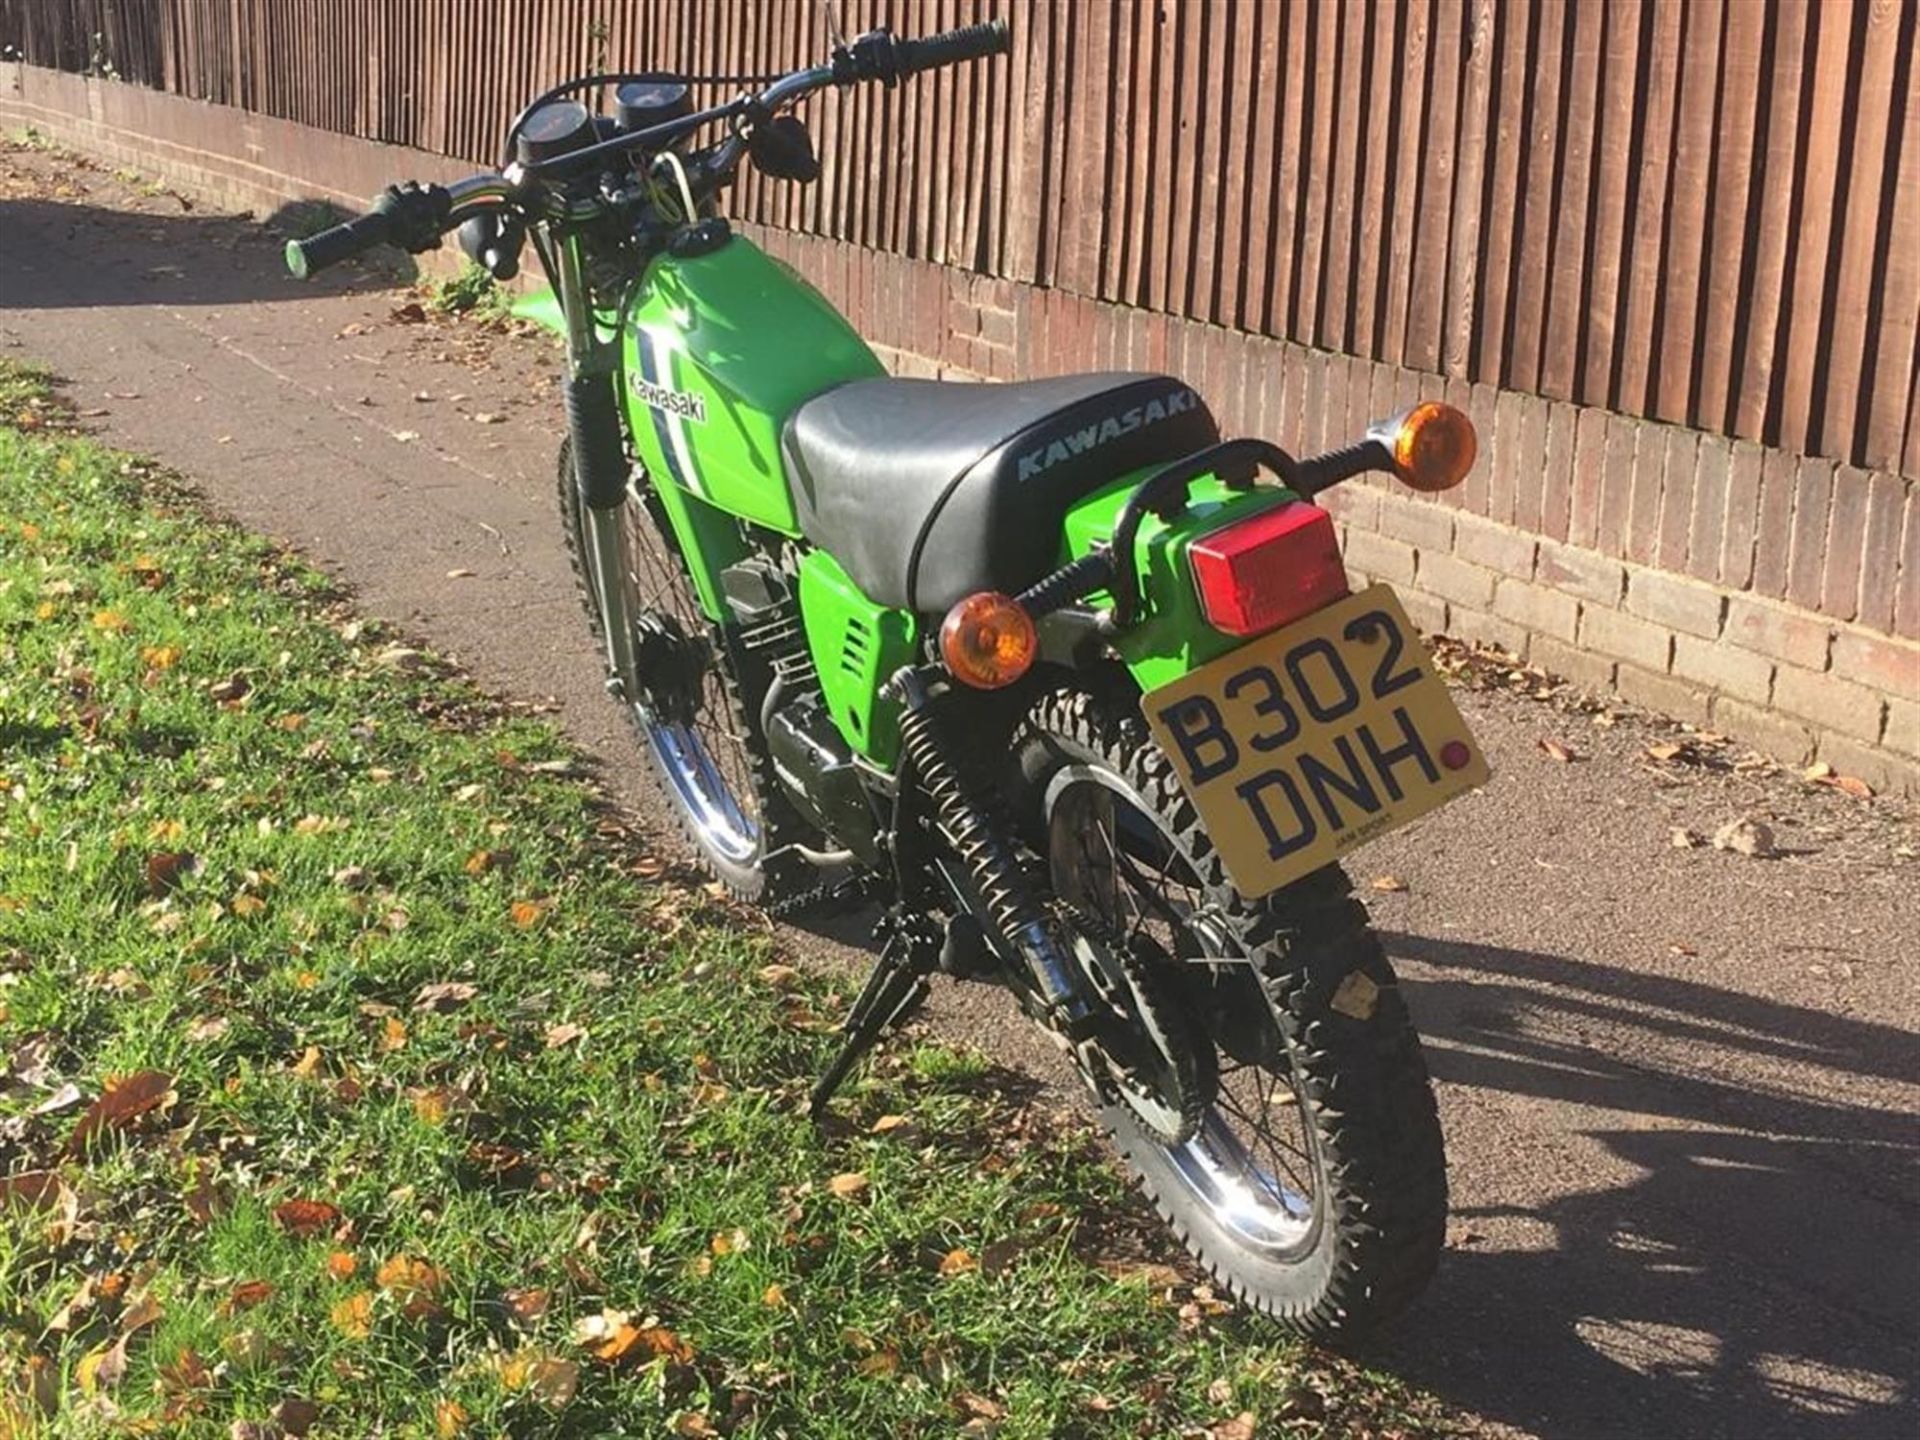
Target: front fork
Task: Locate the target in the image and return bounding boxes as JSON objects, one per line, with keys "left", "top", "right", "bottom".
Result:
{"left": 555, "top": 233, "right": 640, "bottom": 700}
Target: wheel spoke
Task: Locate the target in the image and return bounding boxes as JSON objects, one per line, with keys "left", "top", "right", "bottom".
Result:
{"left": 1048, "top": 769, "right": 1324, "bottom": 1257}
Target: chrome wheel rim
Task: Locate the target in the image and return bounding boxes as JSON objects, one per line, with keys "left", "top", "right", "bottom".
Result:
{"left": 1044, "top": 763, "right": 1322, "bottom": 1259}
{"left": 584, "top": 485, "right": 763, "bottom": 866}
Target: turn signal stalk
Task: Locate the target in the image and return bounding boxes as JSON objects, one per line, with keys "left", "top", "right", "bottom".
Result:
{"left": 940, "top": 591, "right": 1037, "bottom": 689}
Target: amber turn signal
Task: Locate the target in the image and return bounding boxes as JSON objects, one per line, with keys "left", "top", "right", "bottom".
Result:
{"left": 939, "top": 591, "right": 1037, "bottom": 689}
{"left": 1389, "top": 402, "right": 1477, "bottom": 492}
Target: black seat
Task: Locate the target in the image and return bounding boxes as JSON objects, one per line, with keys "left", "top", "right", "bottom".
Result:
{"left": 782, "top": 372, "right": 1217, "bottom": 612}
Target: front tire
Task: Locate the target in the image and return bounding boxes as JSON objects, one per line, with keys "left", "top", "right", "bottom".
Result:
{"left": 1014, "top": 682, "right": 1448, "bottom": 1341}
{"left": 555, "top": 439, "right": 811, "bottom": 903}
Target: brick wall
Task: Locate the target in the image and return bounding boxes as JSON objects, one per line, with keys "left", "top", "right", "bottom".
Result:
{"left": 6, "top": 66, "right": 1916, "bottom": 797}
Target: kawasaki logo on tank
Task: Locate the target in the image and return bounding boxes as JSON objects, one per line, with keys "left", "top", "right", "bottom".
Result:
{"left": 1015, "top": 387, "right": 1200, "bottom": 482}
{"left": 631, "top": 373, "right": 707, "bottom": 424}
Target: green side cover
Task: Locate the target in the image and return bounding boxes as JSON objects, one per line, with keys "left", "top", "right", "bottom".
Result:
{"left": 1059, "top": 471, "right": 1301, "bottom": 693}
{"left": 797, "top": 549, "right": 917, "bottom": 765}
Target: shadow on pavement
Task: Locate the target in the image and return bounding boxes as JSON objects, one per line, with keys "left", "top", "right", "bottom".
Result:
{"left": 1382, "top": 931, "right": 1917, "bottom": 1440}
{"left": 0, "top": 195, "right": 415, "bottom": 308}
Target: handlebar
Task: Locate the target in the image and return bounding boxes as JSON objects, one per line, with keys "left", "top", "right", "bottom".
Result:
{"left": 284, "top": 174, "right": 511, "bottom": 279}
{"left": 894, "top": 21, "right": 1011, "bottom": 78}
{"left": 285, "top": 208, "right": 393, "bottom": 281}
{"left": 285, "top": 21, "right": 1011, "bottom": 280}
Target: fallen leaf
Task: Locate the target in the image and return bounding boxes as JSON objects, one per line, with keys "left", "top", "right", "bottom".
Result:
{"left": 375, "top": 1255, "right": 446, "bottom": 1317}
{"left": 463, "top": 848, "right": 510, "bottom": 875}
{"left": 1670, "top": 827, "right": 1703, "bottom": 849}
{"left": 1537, "top": 737, "right": 1576, "bottom": 763}
{"left": 0, "top": 1171, "right": 69, "bottom": 1212}
{"left": 526, "top": 1355, "right": 579, "bottom": 1405}
{"left": 221, "top": 1280, "right": 274, "bottom": 1316}
{"left": 1368, "top": 875, "right": 1408, "bottom": 893}
{"left": 186, "top": 1015, "right": 231, "bottom": 1043}
{"left": 674, "top": 1414, "right": 717, "bottom": 1437}
{"left": 592, "top": 1322, "right": 693, "bottom": 1366}
{"left": 272, "top": 1198, "right": 342, "bottom": 1238}
{"left": 446, "top": 568, "right": 476, "bottom": 579}
{"left": 379, "top": 1016, "right": 409, "bottom": 1052}
{"left": 209, "top": 673, "right": 249, "bottom": 702}
{"left": 272, "top": 1398, "right": 320, "bottom": 1436}
{"left": 68, "top": 1070, "right": 174, "bottom": 1153}
{"left": 826, "top": 1171, "right": 870, "bottom": 1200}
{"left": 413, "top": 980, "right": 478, "bottom": 1012}
{"left": 955, "top": 1392, "right": 1005, "bottom": 1420}
{"left": 34, "top": 1082, "right": 84, "bottom": 1116}
{"left": 146, "top": 849, "right": 196, "bottom": 895}
{"left": 510, "top": 899, "right": 547, "bottom": 928}
{"left": 870, "top": 1114, "right": 910, "bottom": 1134}
{"left": 1711, "top": 818, "right": 1777, "bottom": 859}
{"left": 1210, "top": 1413, "right": 1258, "bottom": 1440}
{"left": 762, "top": 1283, "right": 787, "bottom": 1308}
{"left": 472, "top": 412, "right": 506, "bottom": 425}
{"left": 503, "top": 1287, "right": 550, "bottom": 1324}
{"left": 332, "top": 864, "right": 371, "bottom": 890}
{"left": 1645, "top": 741, "right": 1686, "bottom": 761}
{"left": 160, "top": 1346, "right": 213, "bottom": 1393}
{"left": 855, "top": 1349, "right": 899, "bottom": 1378}
{"left": 1831, "top": 773, "right": 1874, "bottom": 800}
{"left": 1329, "top": 970, "right": 1380, "bottom": 1020}
{"left": 326, "top": 1251, "right": 358, "bottom": 1280}
{"left": 330, "top": 1292, "right": 373, "bottom": 1340}
{"left": 938, "top": 1248, "right": 978, "bottom": 1276}
{"left": 435, "top": 1398, "right": 469, "bottom": 1437}
{"left": 231, "top": 893, "right": 267, "bottom": 919}
{"left": 1803, "top": 761, "right": 1834, "bottom": 781}
{"left": 544, "top": 1022, "right": 586, "bottom": 1048}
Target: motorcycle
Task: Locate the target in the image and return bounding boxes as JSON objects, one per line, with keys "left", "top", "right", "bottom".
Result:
{"left": 287, "top": 20, "right": 1488, "bottom": 1340}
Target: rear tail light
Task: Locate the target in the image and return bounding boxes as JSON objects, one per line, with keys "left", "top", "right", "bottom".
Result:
{"left": 1188, "top": 500, "right": 1348, "bottom": 637}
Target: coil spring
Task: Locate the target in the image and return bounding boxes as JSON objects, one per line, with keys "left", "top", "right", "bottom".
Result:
{"left": 894, "top": 690, "right": 1048, "bottom": 947}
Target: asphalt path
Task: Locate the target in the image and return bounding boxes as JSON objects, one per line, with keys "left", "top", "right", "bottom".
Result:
{"left": 4, "top": 147, "right": 1915, "bottom": 1440}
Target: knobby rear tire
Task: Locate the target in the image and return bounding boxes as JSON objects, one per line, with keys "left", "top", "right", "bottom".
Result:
{"left": 1014, "top": 681, "right": 1448, "bottom": 1342}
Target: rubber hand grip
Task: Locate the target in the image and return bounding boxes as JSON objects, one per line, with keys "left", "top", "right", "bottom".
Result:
{"left": 896, "top": 20, "right": 1011, "bottom": 77}
{"left": 285, "top": 210, "right": 394, "bottom": 280}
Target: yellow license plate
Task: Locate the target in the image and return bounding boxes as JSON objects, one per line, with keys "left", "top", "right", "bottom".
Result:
{"left": 1142, "top": 584, "right": 1489, "bottom": 900}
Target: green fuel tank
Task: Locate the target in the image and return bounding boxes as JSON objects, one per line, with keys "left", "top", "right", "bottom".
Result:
{"left": 621, "top": 234, "right": 885, "bottom": 535}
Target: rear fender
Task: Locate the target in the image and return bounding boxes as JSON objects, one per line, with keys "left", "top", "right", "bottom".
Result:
{"left": 1058, "top": 470, "right": 1301, "bottom": 693}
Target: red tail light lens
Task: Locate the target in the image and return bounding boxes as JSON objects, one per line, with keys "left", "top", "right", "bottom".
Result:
{"left": 1189, "top": 500, "right": 1348, "bottom": 637}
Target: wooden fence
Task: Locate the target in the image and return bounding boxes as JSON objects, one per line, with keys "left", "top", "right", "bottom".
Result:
{"left": 4, "top": 0, "right": 1917, "bottom": 477}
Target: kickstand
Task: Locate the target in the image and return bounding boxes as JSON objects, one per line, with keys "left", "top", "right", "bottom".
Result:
{"left": 808, "top": 927, "right": 937, "bottom": 1120}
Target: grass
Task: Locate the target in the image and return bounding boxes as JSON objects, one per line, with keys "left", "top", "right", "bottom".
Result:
{"left": 0, "top": 361, "right": 1460, "bottom": 1438}
{"left": 426, "top": 263, "right": 519, "bottom": 327}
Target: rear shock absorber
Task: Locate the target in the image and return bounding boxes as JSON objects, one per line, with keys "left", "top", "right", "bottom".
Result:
{"left": 887, "top": 667, "right": 1089, "bottom": 1023}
